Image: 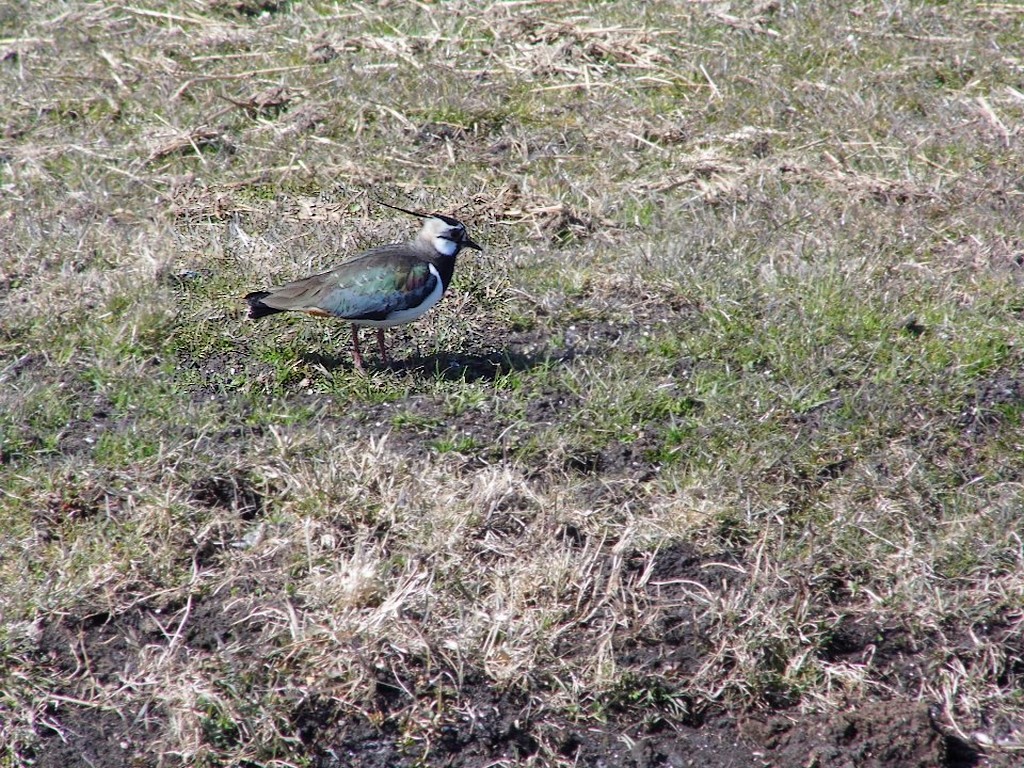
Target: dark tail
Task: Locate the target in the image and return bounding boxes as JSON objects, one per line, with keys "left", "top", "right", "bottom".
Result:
{"left": 245, "top": 291, "right": 285, "bottom": 319}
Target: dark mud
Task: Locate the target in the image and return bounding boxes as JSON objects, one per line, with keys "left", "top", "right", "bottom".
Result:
{"left": 22, "top": 548, "right": 1004, "bottom": 768}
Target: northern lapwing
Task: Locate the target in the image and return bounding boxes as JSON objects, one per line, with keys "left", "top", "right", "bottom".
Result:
{"left": 244, "top": 203, "right": 482, "bottom": 371}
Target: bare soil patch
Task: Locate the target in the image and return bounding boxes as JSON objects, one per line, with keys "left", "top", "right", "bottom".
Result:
{"left": 24, "top": 586, "right": 987, "bottom": 768}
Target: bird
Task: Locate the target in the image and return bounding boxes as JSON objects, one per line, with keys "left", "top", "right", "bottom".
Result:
{"left": 244, "top": 202, "right": 482, "bottom": 371}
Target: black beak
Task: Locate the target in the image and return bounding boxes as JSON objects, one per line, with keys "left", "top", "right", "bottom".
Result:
{"left": 463, "top": 237, "right": 483, "bottom": 252}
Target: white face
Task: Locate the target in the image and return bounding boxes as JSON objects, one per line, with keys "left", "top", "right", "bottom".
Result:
{"left": 432, "top": 233, "right": 458, "bottom": 256}
{"left": 421, "top": 216, "right": 465, "bottom": 256}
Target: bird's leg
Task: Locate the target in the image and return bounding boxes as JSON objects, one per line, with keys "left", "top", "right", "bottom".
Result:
{"left": 376, "top": 328, "right": 389, "bottom": 364}
{"left": 350, "top": 326, "right": 365, "bottom": 372}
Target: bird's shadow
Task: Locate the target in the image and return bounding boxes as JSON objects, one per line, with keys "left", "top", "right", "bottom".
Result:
{"left": 300, "top": 347, "right": 573, "bottom": 382}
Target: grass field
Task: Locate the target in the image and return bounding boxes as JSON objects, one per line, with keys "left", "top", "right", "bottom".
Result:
{"left": 2, "top": 1, "right": 1024, "bottom": 766}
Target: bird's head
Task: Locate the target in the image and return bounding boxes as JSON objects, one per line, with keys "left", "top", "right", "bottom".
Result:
{"left": 379, "top": 201, "right": 482, "bottom": 257}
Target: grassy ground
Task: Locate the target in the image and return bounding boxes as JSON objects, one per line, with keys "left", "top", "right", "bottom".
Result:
{"left": 2, "top": 1, "right": 1024, "bottom": 766}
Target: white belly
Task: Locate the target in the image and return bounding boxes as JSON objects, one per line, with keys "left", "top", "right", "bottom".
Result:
{"left": 352, "top": 263, "right": 445, "bottom": 328}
